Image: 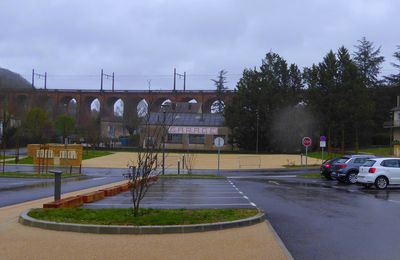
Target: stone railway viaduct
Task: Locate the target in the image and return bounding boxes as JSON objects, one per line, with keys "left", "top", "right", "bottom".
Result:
{"left": 0, "top": 88, "right": 233, "bottom": 126}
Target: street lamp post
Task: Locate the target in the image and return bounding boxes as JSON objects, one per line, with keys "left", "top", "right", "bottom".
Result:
{"left": 162, "top": 108, "right": 166, "bottom": 175}
{"left": 256, "top": 110, "right": 259, "bottom": 154}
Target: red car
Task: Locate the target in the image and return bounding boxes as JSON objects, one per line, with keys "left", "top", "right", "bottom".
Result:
{"left": 320, "top": 157, "right": 340, "bottom": 180}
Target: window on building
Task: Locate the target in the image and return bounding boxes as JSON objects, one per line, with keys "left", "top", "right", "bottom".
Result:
{"left": 167, "top": 134, "right": 182, "bottom": 144}
{"left": 189, "top": 134, "right": 205, "bottom": 144}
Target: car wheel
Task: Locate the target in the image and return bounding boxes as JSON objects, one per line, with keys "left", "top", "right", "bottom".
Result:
{"left": 323, "top": 173, "right": 333, "bottom": 180}
{"left": 375, "top": 176, "right": 388, "bottom": 190}
{"left": 347, "top": 172, "right": 358, "bottom": 184}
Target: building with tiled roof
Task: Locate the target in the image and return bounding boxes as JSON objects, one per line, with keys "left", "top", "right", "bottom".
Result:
{"left": 139, "top": 102, "right": 232, "bottom": 151}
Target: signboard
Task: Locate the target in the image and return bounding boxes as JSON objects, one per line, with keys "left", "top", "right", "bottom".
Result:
{"left": 214, "top": 137, "right": 224, "bottom": 147}
{"left": 27, "top": 144, "right": 83, "bottom": 166}
{"left": 320, "top": 141, "right": 326, "bottom": 148}
{"left": 320, "top": 136, "right": 326, "bottom": 141}
{"left": 168, "top": 126, "right": 218, "bottom": 135}
{"left": 302, "top": 137, "right": 312, "bottom": 147}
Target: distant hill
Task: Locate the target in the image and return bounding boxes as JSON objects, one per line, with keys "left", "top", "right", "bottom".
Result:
{"left": 0, "top": 67, "right": 33, "bottom": 90}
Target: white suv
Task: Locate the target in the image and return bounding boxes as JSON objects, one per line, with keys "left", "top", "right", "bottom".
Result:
{"left": 358, "top": 158, "right": 400, "bottom": 189}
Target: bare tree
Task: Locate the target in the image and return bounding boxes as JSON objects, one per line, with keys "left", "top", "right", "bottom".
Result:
{"left": 127, "top": 104, "right": 176, "bottom": 217}
{"left": 183, "top": 152, "right": 197, "bottom": 175}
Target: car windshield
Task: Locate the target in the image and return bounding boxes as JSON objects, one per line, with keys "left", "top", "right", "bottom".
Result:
{"left": 363, "top": 160, "right": 376, "bottom": 167}
{"left": 336, "top": 157, "right": 349, "bottom": 164}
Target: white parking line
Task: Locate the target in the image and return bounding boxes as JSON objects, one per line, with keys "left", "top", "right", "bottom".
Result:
{"left": 92, "top": 177, "right": 106, "bottom": 181}
{"left": 227, "top": 180, "right": 257, "bottom": 208}
{"left": 89, "top": 203, "right": 253, "bottom": 207}
{"left": 227, "top": 175, "right": 297, "bottom": 179}
{"left": 104, "top": 196, "right": 247, "bottom": 200}
{"left": 143, "top": 191, "right": 240, "bottom": 194}
{"left": 8, "top": 182, "right": 25, "bottom": 185}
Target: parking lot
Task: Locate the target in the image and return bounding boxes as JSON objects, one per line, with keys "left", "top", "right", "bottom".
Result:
{"left": 83, "top": 178, "right": 257, "bottom": 209}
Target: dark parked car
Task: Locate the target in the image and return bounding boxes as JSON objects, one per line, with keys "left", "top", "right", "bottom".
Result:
{"left": 331, "top": 155, "right": 376, "bottom": 184}
{"left": 320, "top": 157, "right": 340, "bottom": 180}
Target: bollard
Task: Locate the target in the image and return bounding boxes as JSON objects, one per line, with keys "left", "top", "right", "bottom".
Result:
{"left": 49, "top": 170, "right": 63, "bottom": 201}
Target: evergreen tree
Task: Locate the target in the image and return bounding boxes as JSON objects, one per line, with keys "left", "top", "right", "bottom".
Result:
{"left": 304, "top": 50, "right": 340, "bottom": 150}
{"left": 225, "top": 52, "right": 303, "bottom": 151}
{"left": 353, "top": 37, "right": 384, "bottom": 88}
{"left": 385, "top": 46, "right": 400, "bottom": 85}
{"left": 211, "top": 70, "right": 228, "bottom": 113}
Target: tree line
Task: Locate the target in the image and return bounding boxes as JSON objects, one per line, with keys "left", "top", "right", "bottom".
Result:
{"left": 224, "top": 37, "right": 400, "bottom": 153}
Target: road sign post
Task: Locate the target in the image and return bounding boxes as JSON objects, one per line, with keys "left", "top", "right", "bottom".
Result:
{"left": 214, "top": 137, "right": 224, "bottom": 175}
{"left": 302, "top": 137, "right": 312, "bottom": 167}
{"left": 320, "top": 136, "right": 327, "bottom": 163}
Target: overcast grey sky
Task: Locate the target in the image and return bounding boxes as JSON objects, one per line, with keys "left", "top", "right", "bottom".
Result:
{"left": 0, "top": 0, "right": 399, "bottom": 90}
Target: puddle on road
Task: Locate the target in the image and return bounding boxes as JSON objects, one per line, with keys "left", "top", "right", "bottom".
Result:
{"left": 0, "top": 176, "right": 90, "bottom": 192}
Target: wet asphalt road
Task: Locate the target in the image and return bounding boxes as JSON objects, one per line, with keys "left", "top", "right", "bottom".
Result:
{"left": 227, "top": 174, "right": 400, "bottom": 260}
{"left": 3, "top": 163, "right": 400, "bottom": 259}
{"left": 83, "top": 178, "right": 255, "bottom": 209}
{"left": 0, "top": 166, "right": 125, "bottom": 207}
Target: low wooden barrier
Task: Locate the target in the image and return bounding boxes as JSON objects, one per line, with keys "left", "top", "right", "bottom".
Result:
{"left": 81, "top": 190, "right": 105, "bottom": 203}
{"left": 43, "top": 196, "right": 83, "bottom": 208}
{"left": 42, "top": 177, "right": 159, "bottom": 209}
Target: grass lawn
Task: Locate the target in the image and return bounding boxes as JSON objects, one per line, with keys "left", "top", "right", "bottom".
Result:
{"left": 283, "top": 164, "right": 320, "bottom": 168}
{"left": 307, "top": 151, "right": 340, "bottom": 161}
{"left": 350, "top": 147, "right": 393, "bottom": 156}
{"left": 0, "top": 172, "right": 81, "bottom": 178}
{"left": 160, "top": 174, "right": 225, "bottom": 179}
{"left": 307, "top": 146, "right": 393, "bottom": 160}
{"left": 82, "top": 150, "right": 113, "bottom": 160}
{"left": 297, "top": 173, "right": 323, "bottom": 178}
{"left": 28, "top": 208, "right": 258, "bottom": 226}
{"left": 6, "top": 157, "right": 33, "bottom": 164}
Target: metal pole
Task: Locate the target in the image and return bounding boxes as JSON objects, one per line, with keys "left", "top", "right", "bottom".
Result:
{"left": 306, "top": 146, "right": 308, "bottom": 167}
{"left": 112, "top": 72, "right": 115, "bottom": 92}
{"left": 173, "top": 68, "right": 176, "bottom": 91}
{"left": 217, "top": 147, "right": 221, "bottom": 175}
{"left": 100, "top": 69, "right": 103, "bottom": 91}
{"left": 183, "top": 72, "right": 186, "bottom": 91}
{"left": 44, "top": 72, "right": 47, "bottom": 89}
{"left": 178, "top": 160, "right": 180, "bottom": 175}
{"left": 322, "top": 147, "right": 324, "bottom": 163}
{"left": 256, "top": 111, "right": 259, "bottom": 153}
{"left": 162, "top": 110, "right": 166, "bottom": 175}
{"left": 32, "top": 69, "right": 34, "bottom": 88}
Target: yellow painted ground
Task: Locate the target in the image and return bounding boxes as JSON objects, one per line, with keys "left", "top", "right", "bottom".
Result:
{"left": 82, "top": 152, "right": 320, "bottom": 169}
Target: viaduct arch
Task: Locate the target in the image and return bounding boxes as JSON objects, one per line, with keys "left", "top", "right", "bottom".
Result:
{"left": 0, "top": 89, "right": 233, "bottom": 126}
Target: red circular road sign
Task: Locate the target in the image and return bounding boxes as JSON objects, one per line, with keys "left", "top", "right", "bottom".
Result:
{"left": 302, "top": 137, "right": 312, "bottom": 147}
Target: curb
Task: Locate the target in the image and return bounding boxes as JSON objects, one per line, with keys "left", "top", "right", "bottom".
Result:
{"left": 19, "top": 209, "right": 265, "bottom": 234}
{"left": 265, "top": 220, "right": 294, "bottom": 260}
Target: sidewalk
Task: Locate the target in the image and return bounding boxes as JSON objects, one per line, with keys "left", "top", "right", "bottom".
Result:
{"left": 0, "top": 181, "right": 290, "bottom": 260}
